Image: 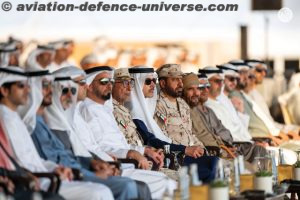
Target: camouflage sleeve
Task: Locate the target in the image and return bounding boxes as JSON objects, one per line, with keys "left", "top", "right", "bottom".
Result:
{"left": 192, "top": 134, "right": 205, "bottom": 147}
{"left": 114, "top": 114, "right": 126, "bottom": 134}
{"left": 113, "top": 106, "right": 127, "bottom": 134}
{"left": 154, "top": 100, "right": 168, "bottom": 135}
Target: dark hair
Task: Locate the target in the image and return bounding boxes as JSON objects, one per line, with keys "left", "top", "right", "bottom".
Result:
{"left": 0, "top": 82, "right": 15, "bottom": 100}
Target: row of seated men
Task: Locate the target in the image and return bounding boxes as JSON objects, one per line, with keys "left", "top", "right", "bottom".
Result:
{"left": 0, "top": 63, "right": 217, "bottom": 200}
{"left": 0, "top": 49, "right": 300, "bottom": 199}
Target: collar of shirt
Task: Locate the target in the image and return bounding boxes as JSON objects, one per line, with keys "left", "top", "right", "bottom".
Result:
{"left": 112, "top": 98, "right": 128, "bottom": 113}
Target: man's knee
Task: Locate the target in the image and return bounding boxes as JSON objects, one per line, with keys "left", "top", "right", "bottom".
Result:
{"left": 135, "top": 180, "right": 152, "bottom": 200}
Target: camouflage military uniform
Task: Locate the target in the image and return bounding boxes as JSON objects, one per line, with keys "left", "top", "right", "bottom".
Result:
{"left": 154, "top": 91, "right": 204, "bottom": 147}
{"left": 113, "top": 98, "right": 144, "bottom": 146}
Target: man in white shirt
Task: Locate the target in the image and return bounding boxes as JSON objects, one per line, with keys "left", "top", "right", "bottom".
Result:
{"left": 199, "top": 66, "right": 267, "bottom": 162}
{"left": 245, "top": 59, "right": 300, "bottom": 139}
{"left": 80, "top": 66, "right": 154, "bottom": 167}
{"left": 79, "top": 67, "right": 176, "bottom": 199}
{"left": 26, "top": 45, "right": 55, "bottom": 71}
{"left": 0, "top": 66, "right": 114, "bottom": 200}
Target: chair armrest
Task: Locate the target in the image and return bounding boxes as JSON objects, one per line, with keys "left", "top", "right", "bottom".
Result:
{"left": 32, "top": 172, "right": 61, "bottom": 193}
{"left": 219, "top": 145, "right": 236, "bottom": 159}
{"left": 71, "top": 168, "right": 83, "bottom": 181}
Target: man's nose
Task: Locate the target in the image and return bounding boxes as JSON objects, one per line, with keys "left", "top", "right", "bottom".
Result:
{"left": 178, "top": 79, "right": 183, "bottom": 87}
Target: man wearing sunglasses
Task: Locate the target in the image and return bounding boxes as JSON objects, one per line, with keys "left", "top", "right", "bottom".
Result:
{"left": 112, "top": 68, "right": 165, "bottom": 168}
{"left": 0, "top": 67, "right": 118, "bottom": 200}
{"left": 217, "top": 64, "right": 253, "bottom": 139}
{"left": 200, "top": 67, "right": 267, "bottom": 163}
{"left": 27, "top": 67, "right": 140, "bottom": 200}
{"left": 245, "top": 60, "right": 300, "bottom": 141}
{"left": 111, "top": 68, "right": 177, "bottom": 199}
{"left": 229, "top": 61, "right": 298, "bottom": 164}
{"left": 229, "top": 61, "right": 280, "bottom": 140}
{"left": 80, "top": 66, "right": 180, "bottom": 199}
{"left": 129, "top": 66, "right": 218, "bottom": 183}
{"left": 81, "top": 67, "right": 153, "bottom": 169}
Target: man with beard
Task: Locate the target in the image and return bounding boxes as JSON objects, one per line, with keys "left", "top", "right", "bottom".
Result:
{"left": 228, "top": 61, "right": 276, "bottom": 140}
{"left": 112, "top": 68, "right": 165, "bottom": 168}
{"left": 80, "top": 66, "right": 154, "bottom": 170}
{"left": 111, "top": 67, "right": 177, "bottom": 199}
{"left": 245, "top": 60, "right": 300, "bottom": 140}
{"left": 129, "top": 67, "right": 218, "bottom": 183}
{"left": 29, "top": 68, "right": 139, "bottom": 200}
{"left": 129, "top": 66, "right": 205, "bottom": 157}
{"left": 217, "top": 63, "right": 249, "bottom": 128}
{"left": 184, "top": 73, "right": 235, "bottom": 156}
{"left": 0, "top": 67, "right": 116, "bottom": 200}
{"left": 154, "top": 64, "right": 205, "bottom": 149}
{"left": 228, "top": 61, "right": 290, "bottom": 145}
{"left": 200, "top": 67, "right": 267, "bottom": 163}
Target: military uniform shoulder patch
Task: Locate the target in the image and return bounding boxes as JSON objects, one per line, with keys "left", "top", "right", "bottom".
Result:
{"left": 156, "top": 112, "right": 167, "bottom": 124}
{"left": 119, "top": 120, "right": 127, "bottom": 129}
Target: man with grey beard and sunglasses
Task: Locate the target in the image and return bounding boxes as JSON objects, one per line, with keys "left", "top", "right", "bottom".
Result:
{"left": 29, "top": 67, "right": 140, "bottom": 200}
{"left": 0, "top": 67, "right": 116, "bottom": 200}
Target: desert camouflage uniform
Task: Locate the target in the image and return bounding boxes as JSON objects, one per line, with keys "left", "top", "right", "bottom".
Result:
{"left": 154, "top": 91, "right": 204, "bottom": 147}
{"left": 113, "top": 99, "right": 144, "bottom": 146}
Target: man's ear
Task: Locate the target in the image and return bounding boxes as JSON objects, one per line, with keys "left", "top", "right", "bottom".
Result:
{"left": 159, "top": 79, "right": 166, "bottom": 90}
{"left": 0, "top": 87, "right": 9, "bottom": 98}
{"left": 87, "top": 84, "right": 93, "bottom": 93}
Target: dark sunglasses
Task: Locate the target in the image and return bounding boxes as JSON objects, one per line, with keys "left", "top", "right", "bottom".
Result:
{"left": 74, "top": 79, "right": 87, "bottom": 86}
{"left": 144, "top": 78, "right": 157, "bottom": 85}
{"left": 62, "top": 87, "right": 77, "bottom": 95}
{"left": 115, "top": 79, "right": 135, "bottom": 88}
{"left": 210, "top": 79, "right": 223, "bottom": 84}
{"left": 198, "top": 83, "right": 211, "bottom": 90}
{"left": 97, "top": 78, "right": 115, "bottom": 86}
{"left": 255, "top": 68, "right": 267, "bottom": 73}
{"left": 226, "top": 76, "right": 239, "bottom": 82}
